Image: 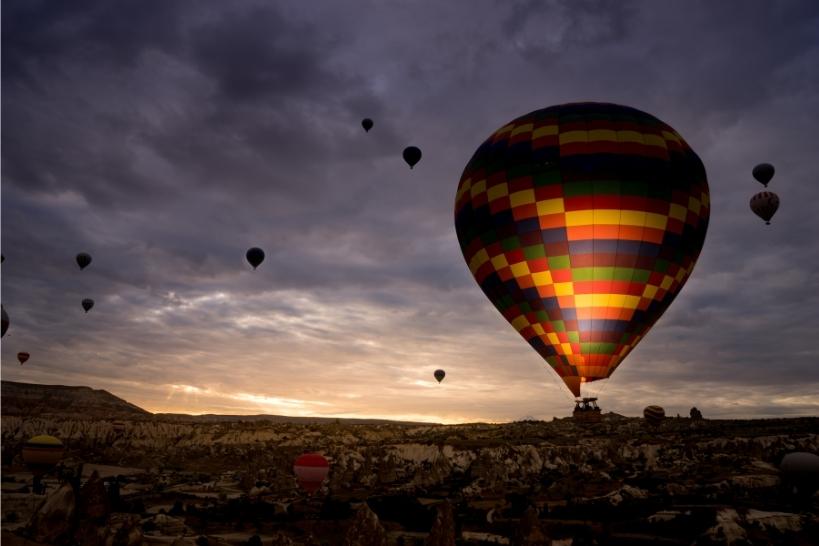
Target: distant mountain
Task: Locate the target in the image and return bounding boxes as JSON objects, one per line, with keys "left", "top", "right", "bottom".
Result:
{"left": 1, "top": 380, "right": 151, "bottom": 419}
{"left": 0, "top": 381, "right": 433, "bottom": 425}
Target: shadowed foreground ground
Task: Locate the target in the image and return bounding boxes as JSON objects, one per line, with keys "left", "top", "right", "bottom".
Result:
{"left": 2, "top": 414, "right": 818, "bottom": 545}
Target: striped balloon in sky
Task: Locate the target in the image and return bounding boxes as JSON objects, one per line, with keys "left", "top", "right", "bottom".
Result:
{"left": 454, "top": 102, "right": 710, "bottom": 398}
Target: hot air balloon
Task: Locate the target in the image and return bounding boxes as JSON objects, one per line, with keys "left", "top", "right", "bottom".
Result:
{"left": 112, "top": 420, "right": 127, "bottom": 434}
{"left": 750, "top": 191, "right": 779, "bottom": 224}
{"left": 82, "top": 298, "right": 94, "bottom": 313}
{"left": 1, "top": 305, "right": 8, "bottom": 337}
{"left": 246, "top": 247, "right": 265, "bottom": 269}
{"left": 780, "top": 452, "right": 819, "bottom": 495}
{"left": 434, "top": 369, "right": 446, "bottom": 383}
{"left": 454, "top": 102, "right": 710, "bottom": 399}
{"left": 22, "top": 434, "right": 64, "bottom": 494}
{"left": 752, "top": 163, "right": 775, "bottom": 187}
{"left": 17, "top": 352, "right": 30, "bottom": 365}
{"left": 76, "top": 252, "right": 92, "bottom": 270}
{"left": 362, "top": 118, "right": 374, "bottom": 132}
{"left": 403, "top": 146, "right": 422, "bottom": 169}
{"left": 643, "top": 405, "right": 665, "bottom": 426}
{"left": 293, "top": 453, "right": 329, "bottom": 494}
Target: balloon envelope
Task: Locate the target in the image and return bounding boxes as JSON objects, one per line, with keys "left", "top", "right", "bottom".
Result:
{"left": 82, "top": 298, "right": 94, "bottom": 313}
{"left": 22, "top": 435, "right": 64, "bottom": 469}
{"left": 76, "top": 253, "right": 92, "bottom": 270}
{"left": 1, "top": 305, "right": 8, "bottom": 337}
{"left": 454, "top": 102, "right": 710, "bottom": 397}
{"left": 403, "top": 146, "right": 422, "bottom": 169}
{"left": 246, "top": 247, "right": 265, "bottom": 269}
{"left": 293, "top": 453, "right": 329, "bottom": 494}
{"left": 750, "top": 191, "right": 779, "bottom": 224}
{"left": 17, "top": 352, "right": 30, "bottom": 365}
{"left": 362, "top": 118, "right": 373, "bottom": 132}
{"left": 434, "top": 369, "right": 446, "bottom": 383}
{"left": 752, "top": 163, "right": 775, "bottom": 187}
{"left": 643, "top": 405, "right": 665, "bottom": 425}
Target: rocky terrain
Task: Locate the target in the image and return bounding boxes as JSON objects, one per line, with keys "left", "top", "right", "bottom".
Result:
{"left": 1, "top": 383, "right": 818, "bottom": 545}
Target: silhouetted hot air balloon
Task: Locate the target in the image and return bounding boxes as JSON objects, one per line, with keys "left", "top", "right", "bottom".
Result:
{"left": 246, "top": 247, "right": 265, "bottom": 270}
{"left": 293, "top": 453, "right": 329, "bottom": 494}
{"left": 76, "top": 253, "right": 92, "bottom": 270}
{"left": 1, "top": 305, "right": 8, "bottom": 337}
{"left": 780, "top": 452, "right": 819, "bottom": 495}
{"left": 643, "top": 405, "right": 665, "bottom": 426}
{"left": 434, "top": 369, "right": 446, "bottom": 383}
{"left": 454, "top": 103, "right": 710, "bottom": 398}
{"left": 403, "top": 146, "right": 422, "bottom": 169}
{"left": 82, "top": 298, "right": 94, "bottom": 313}
{"left": 17, "top": 352, "right": 30, "bottom": 365}
{"left": 752, "top": 163, "right": 775, "bottom": 187}
{"left": 23, "top": 435, "right": 64, "bottom": 473}
{"left": 362, "top": 118, "right": 374, "bottom": 132}
{"left": 750, "top": 191, "right": 779, "bottom": 224}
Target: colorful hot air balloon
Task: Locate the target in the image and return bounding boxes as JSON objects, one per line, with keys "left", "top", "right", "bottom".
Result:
{"left": 362, "top": 118, "right": 374, "bottom": 132}
{"left": 434, "top": 369, "right": 446, "bottom": 383}
{"left": 643, "top": 405, "right": 666, "bottom": 425}
{"left": 752, "top": 163, "right": 775, "bottom": 187}
{"left": 17, "top": 352, "right": 30, "bottom": 365}
{"left": 82, "top": 298, "right": 94, "bottom": 313}
{"left": 246, "top": 247, "right": 265, "bottom": 269}
{"left": 293, "top": 453, "right": 330, "bottom": 494}
{"left": 403, "top": 146, "right": 422, "bottom": 169}
{"left": 1, "top": 305, "right": 8, "bottom": 337}
{"left": 22, "top": 435, "right": 64, "bottom": 470}
{"left": 454, "top": 102, "right": 710, "bottom": 398}
{"left": 76, "top": 253, "right": 92, "bottom": 270}
{"left": 750, "top": 191, "right": 779, "bottom": 224}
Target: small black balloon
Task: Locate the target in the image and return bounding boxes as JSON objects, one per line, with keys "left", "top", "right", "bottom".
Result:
{"left": 82, "top": 298, "right": 94, "bottom": 313}
{"left": 246, "top": 247, "right": 265, "bottom": 269}
{"left": 752, "top": 163, "right": 775, "bottom": 187}
{"left": 434, "top": 369, "right": 445, "bottom": 383}
{"left": 76, "top": 253, "right": 92, "bottom": 270}
{"left": 1, "top": 305, "right": 9, "bottom": 337}
{"left": 361, "top": 118, "right": 373, "bottom": 132}
{"left": 403, "top": 146, "right": 422, "bottom": 169}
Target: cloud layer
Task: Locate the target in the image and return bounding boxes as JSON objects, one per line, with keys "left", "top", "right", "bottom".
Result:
{"left": 3, "top": 0, "right": 818, "bottom": 422}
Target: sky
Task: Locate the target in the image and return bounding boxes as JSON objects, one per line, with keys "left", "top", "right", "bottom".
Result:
{"left": 2, "top": 0, "right": 818, "bottom": 423}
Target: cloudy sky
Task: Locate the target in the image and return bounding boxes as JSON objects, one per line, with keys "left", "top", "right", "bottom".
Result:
{"left": 2, "top": 0, "right": 818, "bottom": 423}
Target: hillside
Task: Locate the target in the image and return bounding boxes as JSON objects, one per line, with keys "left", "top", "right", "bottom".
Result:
{"left": 0, "top": 380, "right": 151, "bottom": 419}
{"left": 0, "top": 381, "right": 431, "bottom": 425}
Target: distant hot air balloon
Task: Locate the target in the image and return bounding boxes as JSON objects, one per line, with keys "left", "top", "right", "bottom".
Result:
{"left": 112, "top": 420, "right": 127, "bottom": 434}
{"left": 643, "top": 405, "right": 665, "bottom": 426}
{"left": 1, "top": 305, "right": 8, "bottom": 337}
{"left": 82, "top": 298, "right": 94, "bottom": 313}
{"left": 246, "top": 247, "right": 265, "bottom": 270}
{"left": 434, "top": 369, "right": 446, "bottom": 383}
{"left": 362, "top": 118, "right": 374, "bottom": 132}
{"left": 293, "top": 453, "right": 330, "bottom": 494}
{"left": 17, "top": 352, "right": 30, "bottom": 365}
{"left": 752, "top": 163, "right": 775, "bottom": 187}
{"left": 22, "top": 435, "right": 64, "bottom": 471}
{"left": 76, "top": 253, "right": 92, "bottom": 270}
{"left": 750, "top": 191, "right": 779, "bottom": 224}
{"left": 403, "top": 146, "right": 422, "bottom": 169}
{"left": 780, "top": 452, "right": 819, "bottom": 495}
{"left": 454, "top": 103, "right": 710, "bottom": 398}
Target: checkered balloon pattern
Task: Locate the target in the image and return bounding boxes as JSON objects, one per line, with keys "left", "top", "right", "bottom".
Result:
{"left": 454, "top": 103, "right": 710, "bottom": 397}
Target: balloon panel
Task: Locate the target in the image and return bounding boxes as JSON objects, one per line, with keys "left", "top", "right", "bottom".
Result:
{"left": 454, "top": 103, "right": 710, "bottom": 397}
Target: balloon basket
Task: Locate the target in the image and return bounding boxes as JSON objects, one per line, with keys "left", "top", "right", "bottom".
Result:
{"left": 573, "top": 397, "right": 602, "bottom": 423}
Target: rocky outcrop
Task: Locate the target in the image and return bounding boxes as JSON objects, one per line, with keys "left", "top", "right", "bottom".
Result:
{"left": 343, "top": 504, "right": 387, "bottom": 546}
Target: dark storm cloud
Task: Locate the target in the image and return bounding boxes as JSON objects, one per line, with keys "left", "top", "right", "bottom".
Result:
{"left": 2, "top": 0, "right": 818, "bottom": 420}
